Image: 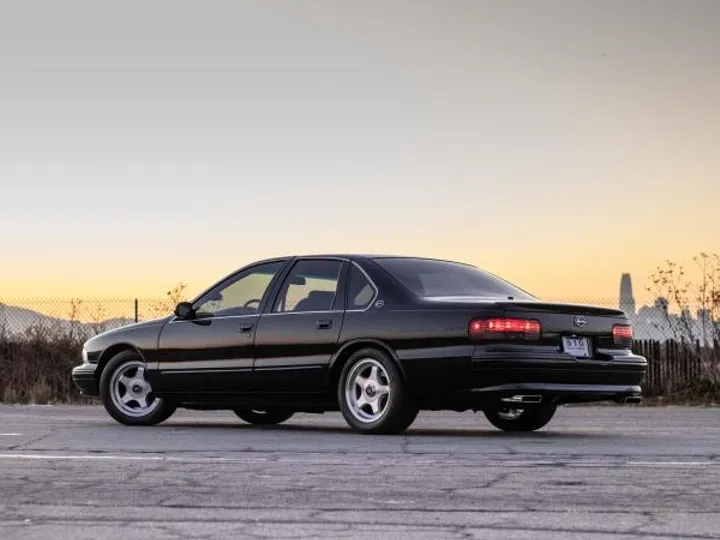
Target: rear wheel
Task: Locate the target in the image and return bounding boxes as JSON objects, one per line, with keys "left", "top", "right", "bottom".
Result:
{"left": 338, "top": 348, "right": 418, "bottom": 435}
{"left": 100, "top": 351, "right": 176, "bottom": 426}
{"left": 233, "top": 409, "right": 294, "bottom": 425}
{"left": 484, "top": 404, "right": 557, "bottom": 432}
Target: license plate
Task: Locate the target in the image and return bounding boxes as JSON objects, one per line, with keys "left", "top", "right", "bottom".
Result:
{"left": 562, "top": 336, "right": 591, "bottom": 358}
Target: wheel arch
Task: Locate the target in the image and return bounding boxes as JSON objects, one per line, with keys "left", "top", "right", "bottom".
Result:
{"left": 329, "top": 339, "right": 407, "bottom": 387}
{"left": 95, "top": 343, "right": 147, "bottom": 386}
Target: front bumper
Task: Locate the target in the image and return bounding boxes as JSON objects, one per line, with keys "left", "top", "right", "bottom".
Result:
{"left": 71, "top": 362, "right": 99, "bottom": 396}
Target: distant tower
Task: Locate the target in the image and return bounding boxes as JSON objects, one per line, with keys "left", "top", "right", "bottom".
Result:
{"left": 619, "top": 273, "right": 636, "bottom": 316}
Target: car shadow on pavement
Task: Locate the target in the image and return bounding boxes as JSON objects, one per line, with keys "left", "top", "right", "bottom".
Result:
{"left": 157, "top": 421, "right": 619, "bottom": 439}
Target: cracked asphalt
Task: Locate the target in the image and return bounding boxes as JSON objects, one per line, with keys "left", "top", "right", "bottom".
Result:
{"left": 1, "top": 405, "right": 719, "bottom": 539}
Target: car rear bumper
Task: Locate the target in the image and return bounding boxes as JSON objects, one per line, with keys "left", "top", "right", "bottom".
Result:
{"left": 466, "top": 348, "right": 647, "bottom": 403}
{"left": 71, "top": 362, "right": 99, "bottom": 396}
{"left": 468, "top": 382, "right": 643, "bottom": 405}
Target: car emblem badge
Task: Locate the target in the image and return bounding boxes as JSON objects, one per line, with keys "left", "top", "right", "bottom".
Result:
{"left": 574, "top": 316, "right": 588, "bottom": 328}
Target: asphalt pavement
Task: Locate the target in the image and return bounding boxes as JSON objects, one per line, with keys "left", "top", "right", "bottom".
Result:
{"left": 1, "top": 404, "right": 719, "bottom": 539}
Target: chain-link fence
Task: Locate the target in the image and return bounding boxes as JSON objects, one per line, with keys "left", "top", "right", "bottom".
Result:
{"left": 1, "top": 297, "right": 717, "bottom": 343}
{"left": 0, "top": 299, "right": 169, "bottom": 341}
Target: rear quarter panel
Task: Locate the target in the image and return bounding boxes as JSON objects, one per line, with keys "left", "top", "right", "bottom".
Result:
{"left": 338, "top": 308, "right": 492, "bottom": 393}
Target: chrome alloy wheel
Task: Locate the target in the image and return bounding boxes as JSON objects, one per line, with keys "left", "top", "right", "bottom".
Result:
{"left": 345, "top": 358, "right": 391, "bottom": 423}
{"left": 109, "top": 360, "right": 160, "bottom": 417}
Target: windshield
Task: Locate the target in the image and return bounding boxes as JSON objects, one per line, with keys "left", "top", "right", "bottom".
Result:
{"left": 374, "top": 258, "right": 535, "bottom": 300}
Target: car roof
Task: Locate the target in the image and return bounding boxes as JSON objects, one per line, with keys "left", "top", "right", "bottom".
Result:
{"left": 251, "top": 254, "right": 471, "bottom": 265}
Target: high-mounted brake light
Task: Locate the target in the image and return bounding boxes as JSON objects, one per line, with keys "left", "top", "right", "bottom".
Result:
{"left": 469, "top": 318, "right": 541, "bottom": 339}
{"left": 612, "top": 324, "right": 633, "bottom": 345}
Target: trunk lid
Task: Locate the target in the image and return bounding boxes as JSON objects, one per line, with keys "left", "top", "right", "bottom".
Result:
{"left": 495, "top": 301, "right": 625, "bottom": 318}
{"left": 484, "top": 301, "right": 629, "bottom": 353}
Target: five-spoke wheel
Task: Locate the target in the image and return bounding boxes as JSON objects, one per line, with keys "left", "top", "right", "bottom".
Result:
{"left": 344, "top": 359, "right": 391, "bottom": 423}
{"left": 100, "top": 351, "right": 176, "bottom": 426}
{"left": 109, "top": 361, "right": 158, "bottom": 417}
{"left": 338, "top": 348, "right": 417, "bottom": 434}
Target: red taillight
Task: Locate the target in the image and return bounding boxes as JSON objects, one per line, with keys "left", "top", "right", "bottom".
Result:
{"left": 469, "top": 318, "right": 541, "bottom": 340}
{"left": 612, "top": 324, "right": 633, "bottom": 345}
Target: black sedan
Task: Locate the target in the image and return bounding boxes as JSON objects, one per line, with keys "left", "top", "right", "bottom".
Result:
{"left": 72, "top": 255, "right": 647, "bottom": 434}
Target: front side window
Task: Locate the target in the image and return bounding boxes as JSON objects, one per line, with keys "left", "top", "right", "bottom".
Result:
{"left": 273, "top": 260, "right": 343, "bottom": 313}
{"left": 374, "top": 257, "right": 535, "bottom": 300}
{"left": 195, "top": 261, "right": 284, "bottom": 317}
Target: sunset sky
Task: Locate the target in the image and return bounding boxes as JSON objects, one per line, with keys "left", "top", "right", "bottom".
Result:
{"left": 1, "top": 0, "right": 718, "bottom": 306}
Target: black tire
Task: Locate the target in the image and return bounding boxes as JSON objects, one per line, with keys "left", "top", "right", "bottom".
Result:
{"left": 233, "top": 409, "right": 294, "bottom": 425}
{"left": 338, "top": 348, "right": 418, "bottom": 435}
{"left": 484, "top": 404, "right": 557, "bottom": 432}
{"left": 99, "top": 350, "right": 176, "bottom": 426}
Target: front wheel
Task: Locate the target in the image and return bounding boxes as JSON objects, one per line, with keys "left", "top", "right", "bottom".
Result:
{"left": 338, "top": 348, "right": 418, "bottom": 435}
{"left": 484, "top": 404, "right": 557, "bottom": 432}
{"left": 233, "top": 409, "right": 294, "bottom": 425}
{"left": 100, "top": 351, "right": 176, "bottom": 426}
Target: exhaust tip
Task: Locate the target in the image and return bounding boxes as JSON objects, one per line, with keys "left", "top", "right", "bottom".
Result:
{"left": 623, "top": 396, "right": 642, "bottom": 405}
{"left": 501, "top": 394, "right": 543, "bottom": 404}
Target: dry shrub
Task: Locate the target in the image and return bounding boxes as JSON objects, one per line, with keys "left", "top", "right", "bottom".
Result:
{"left": 0, "top": 328, "right": 96, "bottom": 404}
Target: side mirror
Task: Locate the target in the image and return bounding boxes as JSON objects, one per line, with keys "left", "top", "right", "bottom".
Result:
{"left": 174, "top": 301, "right": 195, "bottom": 319}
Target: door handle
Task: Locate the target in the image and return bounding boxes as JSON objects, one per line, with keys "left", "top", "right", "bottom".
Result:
{"left": 239, "top": 324, "right": 254, "bottom": 333}
{"left": 316, "top": 319, "right": 333, "bottom": 330}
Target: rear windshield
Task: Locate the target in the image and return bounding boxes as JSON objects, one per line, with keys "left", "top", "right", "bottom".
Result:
{"left": 374, "top": 258, "right": 534, "bottom": 299}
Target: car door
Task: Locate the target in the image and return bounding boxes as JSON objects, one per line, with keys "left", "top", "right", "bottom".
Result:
{"left": 154, "top": 260, "right": 287, "bottom": 394}
{"left": 253, "top": 258, "right": 348, "bottom": 392}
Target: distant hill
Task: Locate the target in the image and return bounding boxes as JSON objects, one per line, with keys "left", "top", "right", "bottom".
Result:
{"left": 0, "top": 303, "right": 135, "bottom": 338}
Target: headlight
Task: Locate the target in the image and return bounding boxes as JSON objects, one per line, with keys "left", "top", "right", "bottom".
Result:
{"left": 82, "top": 348, "right": 89, "bottom": 363}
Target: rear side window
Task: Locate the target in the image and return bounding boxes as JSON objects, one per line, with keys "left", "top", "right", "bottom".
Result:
{"left": 374, "top": 258, "right": 534, "bottom": 299}
{"left": 347, "top": 265, "right": 377, "bottom": 310}
{"left": 273, "top": 259, "right": 343, "bottom": 313}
